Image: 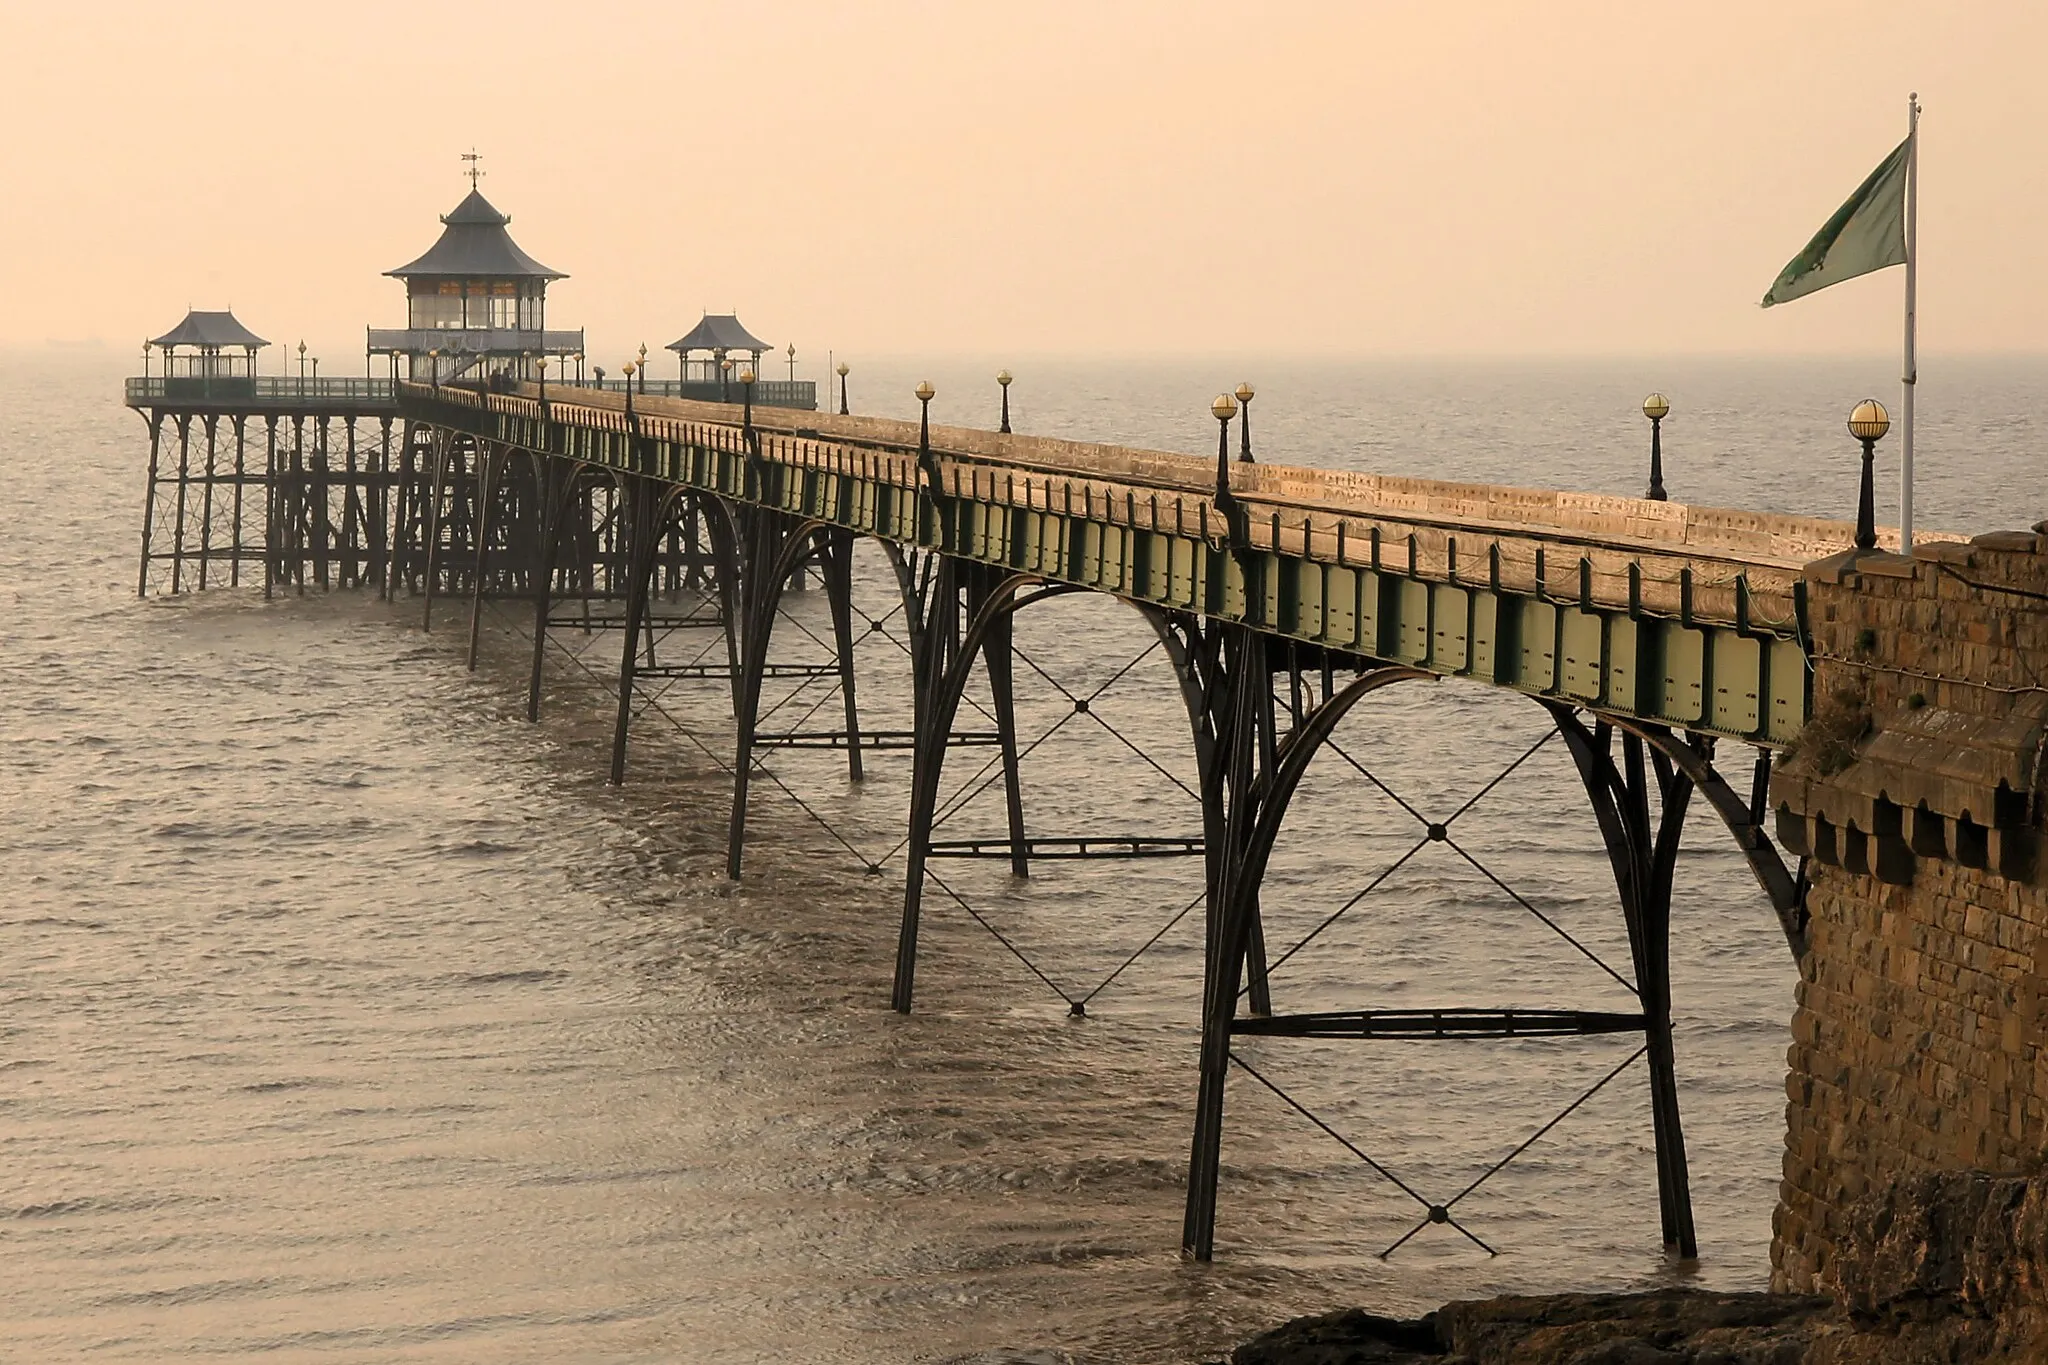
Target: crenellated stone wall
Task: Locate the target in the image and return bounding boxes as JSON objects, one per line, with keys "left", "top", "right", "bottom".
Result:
{"left": 1770, "top": 523, "right": 2048, "bottom": 1292}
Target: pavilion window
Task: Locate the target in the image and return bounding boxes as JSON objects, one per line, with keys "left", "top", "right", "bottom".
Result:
{"left": 409, "top": 291, "right": 463, "bottom": 330}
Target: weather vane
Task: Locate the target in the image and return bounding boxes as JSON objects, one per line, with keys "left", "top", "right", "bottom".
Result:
{"left": 461, "top": 148, "right": 484, "bottom": 189}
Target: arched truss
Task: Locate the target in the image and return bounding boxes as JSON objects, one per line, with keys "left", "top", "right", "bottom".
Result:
{"left": 1179, "top": 644, "right": 1755, "bottom": 1264}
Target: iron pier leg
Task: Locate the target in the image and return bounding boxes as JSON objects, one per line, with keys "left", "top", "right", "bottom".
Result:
{"left": 892, "top": 554, "right": 963, "bottom": 1013}
{"left": 341, "top": 418, "right": 363, "bottom": 589}
{"left": 290, "top": 419, "right": 308, "bottom": 595}
{"left": 527, "top": 460, "right": 567, "bottom": 722}
{"left": 420, "top": 431, "right": 449, "bottom": 630}
{"left": 609, "top": 479, "right": 660, "bottom": 785}
{"left": 198, "top": 416, "right": 218, "bottom": 591}
{"left": 229, "top": 417, "right": 247, "bottom": 589}
{"left": 1554, "top": 710, "right": 1700, "bottom": 1259}
{"left": 726, "top": 508, "right": 785, "bottom": 880}
{"left": 1183, "top": 622, "right": 1265, "bottom": 1259}
{"left": 261, "top": 418, "right": 278, "bottom": 601}
{"left": 169, "top": 415, "right": 192, "bottom": 595}
{"left": 823, "top": 529, "right": 866, "bottom": 782}
{"left": 978, "top": 581, "right": 1030, "bottom": 878}
{"left": 466, "top": 446, "right": 498, "bottom": 671}
{"left": 137, "top": 411, "right": 163, "bottom": 598}
{"left": 312, "top": 417, "right": 332, "bottom": 591}
{"left": 1629, "top": 731, "right": 1698, "bottom": 1259}
{"left": 370, "top": 419, "right": 393, "bottom": 597}
{"left": 1243, "top": 634, "right": 1280, "bottom": 1017}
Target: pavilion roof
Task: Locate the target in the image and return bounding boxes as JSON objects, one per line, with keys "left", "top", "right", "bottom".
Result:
{"left": 667, "top": 313, "right": 770, "bottom": 354}
{"left": 386, "top": 190, "right": 566, "bottom": 281}
{"left": 150, "top": 309, "right": 269, "bottom": 350}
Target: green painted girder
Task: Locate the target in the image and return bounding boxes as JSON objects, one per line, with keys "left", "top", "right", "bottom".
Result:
{"left": 408, "top": 386, "right": 1811, "bottom": 747}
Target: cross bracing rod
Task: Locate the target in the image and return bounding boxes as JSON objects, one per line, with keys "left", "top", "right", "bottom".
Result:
{"left": 547, "top": 613, "right": 725, "bottom": 630}
{"left": 753, "top": 729, "right": 1001, "bottom": 751}
{"left": 924, "top": 836, "right": 1205, "bottom": 860}
{"left": 1230, "top": 1007, "right": 1649, "bottom": 1040}
{"left": 638, "top": 661, "right": 833, "bottom": 681}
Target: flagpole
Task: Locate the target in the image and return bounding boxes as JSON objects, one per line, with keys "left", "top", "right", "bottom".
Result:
{"left": 1900, "top": 92, "right": 1920, "bottom": 550}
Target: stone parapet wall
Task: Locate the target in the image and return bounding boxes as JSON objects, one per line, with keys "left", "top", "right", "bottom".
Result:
{"left": 1772, "top": 526, "right": 2048, "bottom": 1292}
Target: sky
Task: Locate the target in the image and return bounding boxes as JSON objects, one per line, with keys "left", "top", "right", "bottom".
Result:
{"left": 5, "top": 1, "right": 2042, "bottom": 368}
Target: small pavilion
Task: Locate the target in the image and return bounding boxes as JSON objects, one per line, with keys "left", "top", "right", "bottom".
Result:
{"left": 148, "top": 310, "right": 269, "bottom": 394}
{"left": 667, "top": 313, "right": 772, "bottom": 389}
{"left": 368, "top": 179, "right": 581, "bottom": 385}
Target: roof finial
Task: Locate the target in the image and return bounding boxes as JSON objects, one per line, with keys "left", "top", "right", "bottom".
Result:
{"left": 462, "top": 148, "right": 484, "bottom": 190}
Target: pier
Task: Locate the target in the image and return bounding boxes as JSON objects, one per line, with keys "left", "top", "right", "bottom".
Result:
{"left": 125, "top": 177, "right": 2039, "bottom": 1272}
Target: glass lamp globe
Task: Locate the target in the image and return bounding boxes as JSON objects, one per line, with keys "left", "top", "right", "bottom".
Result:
{"left": 1847, "top": 399, "right": 1891, "bottom": 441}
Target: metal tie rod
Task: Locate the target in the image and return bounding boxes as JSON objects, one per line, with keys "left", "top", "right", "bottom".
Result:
{"left": 924, "top": 836, "right": 1205, "bottom": 860}
{"left": 1230, "top": 1008, "right": 1648, "bottom": 1040}
{"left": 638, "top": 661, "right": 836, "bottom": 681}
{"left": 752, "top": 729, "right": 1003, "bottom": 751}
{"left": 543, "top": 613, "right": 725, "bottom": 631}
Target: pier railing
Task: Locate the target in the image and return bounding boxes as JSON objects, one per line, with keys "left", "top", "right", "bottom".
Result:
{"left": 125, "top": 376, "right": 397, "bottom": 406}
{"left": 578, "top": 377, "right": 817, "bottom": 410}
{"left": 410, "top": 379, "right": 1850, "bottom": 747}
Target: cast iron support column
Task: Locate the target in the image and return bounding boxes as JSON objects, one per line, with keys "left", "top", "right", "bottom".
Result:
{"left": 973, "top": 573, "right": 1031, "bottom": 878}
{"left": 466, "top": 444, "right": 499, "bottom": 670}
{"left": 198, "top": 416, "right": 218, "bottom": 591}
{"left": 229, "top": 417, "right": 248, "bottom": 588}
{"left": 421, "top": 430, "right": 450, "bottom": 631}
{"left": 891, "top": 552, "right": 965, "bottom": 1013}
{"left": 1244, "top": 634, "right": 1278, "bottom": 1017}
{"left": 527, "top": 458, "right": 570, "bottom": 721}
{"left": 137, "top": 411, "right": 163, "bottom": 598}
{"left": 822, "top": 528, "right": 866, "bottom": 781}
{"left": 170, "top": 414, "right": 192, "bottom": 594}
{"left": 608, "top": 476, "right": 661, "bottom": 785}
{"left": 1183, "top": 619, "right": 1265, "bottom": 1259}
{"left": 1553, "top": 708, "right": 1699, "bottom": 1258}
{"left": 727, "top": 506, "right": 792, "bottom": 879}
{"left": 262, "top": 417, "right": 279, "bottom": 600}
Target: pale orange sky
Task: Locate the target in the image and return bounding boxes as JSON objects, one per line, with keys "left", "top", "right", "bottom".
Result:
{"left": 5, "top": 1, "right": 2041, "bottom": 368}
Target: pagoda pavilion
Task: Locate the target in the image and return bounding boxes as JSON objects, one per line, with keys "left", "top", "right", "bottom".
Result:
{"left": 367, "top": 186, "right": 582, "bottom": 385}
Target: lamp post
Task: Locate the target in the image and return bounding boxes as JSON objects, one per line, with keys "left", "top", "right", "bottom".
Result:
{"left": 997, "top": 369, "right": 1013, "bottom": 434}
{"left": 741, "top": 367, "right": 756, "bottom": 432}
{"left": 297, "top": 340, "right": 307, "bottom": 390}
{"left": 916, "top": 380, "right": 936, "bottom": 484}
{"left": 786, "top": 342, "right": 797, "bottom": 383}
{"left": 637, "top": 343, "right": 648, "bottom": 395}
{"left": 836, "top": 361, "right": 850, "bottom": 415}
{"left": 1642, "top": 393, "right": 1671, "bottom": 501}
{"left": 1235, "top": 382, "right": 1255, "bottom": 462}
{"left": 311, "top": 356, "right": 318, "bottom": 386}
{"left": 719, "top": 356, "right": 732, "bottom": 403}
{"left": 1212, "top": 392, "right": 1239, "bottom": 530}
{"left": 622, "top": 362, "right": 635, "bottom": 418}
{"left": 1847, "top": 398, "right": 1890, "bottom": 552}
{"left": 534, "top": 353, "right": 547, "bottom": 404}
{"left": 142, "top": 342, "right": 151, "bottom": 382}
{"left": 574, "top": 351, "right": 585, "bottom": 385}
{"left": 429, "top": 348, "right": 441, "bottom": 390}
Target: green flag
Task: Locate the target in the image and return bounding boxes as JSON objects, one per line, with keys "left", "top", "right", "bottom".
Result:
{"left": 1761, "top": 137, "right": 1910, "bottom": 307}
